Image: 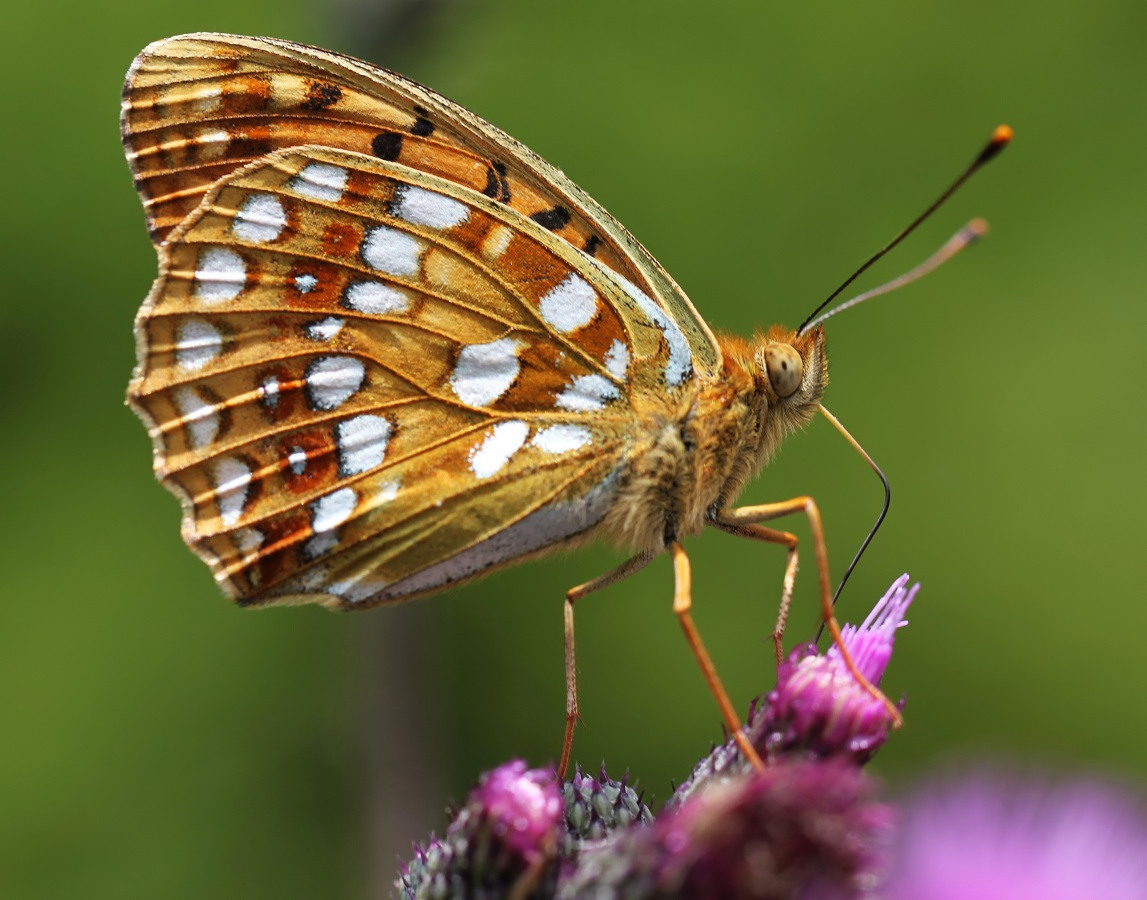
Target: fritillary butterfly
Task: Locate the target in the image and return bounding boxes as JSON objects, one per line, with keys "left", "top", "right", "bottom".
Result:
{"left": 122, "top": 34, "right": 1008, "bottom": 773}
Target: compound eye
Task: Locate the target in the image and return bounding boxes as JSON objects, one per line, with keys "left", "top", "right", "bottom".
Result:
{"left": 764, "top": 344, "right": 804, "bottom": 398}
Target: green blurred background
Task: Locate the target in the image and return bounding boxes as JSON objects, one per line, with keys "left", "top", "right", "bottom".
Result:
{"left": 3, "top": 0, "right": 1145, "bottom": 895}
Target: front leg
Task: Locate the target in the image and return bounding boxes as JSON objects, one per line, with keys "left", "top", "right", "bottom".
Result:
{"left": 712, "top": 497, "right": 903, "bottom": 728}
{"left": 667, "top": 542, "right": 765, "bottom": 773}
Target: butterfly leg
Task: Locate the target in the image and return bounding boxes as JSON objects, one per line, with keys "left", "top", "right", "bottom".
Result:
{"left": 561, "top": 551, "right": 655, "bottom": 778}
{"left": 709, "top": 521, "right": 798, "bottom": 666}
{"left": 713, "top": 499, "right": 903, "bottom": 727}
{"left": 668, "top": 541, "right": 765, "bottom": 773}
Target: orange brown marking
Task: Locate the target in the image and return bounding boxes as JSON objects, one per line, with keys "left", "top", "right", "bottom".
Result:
{"left": 229, "top": 126, "right": 274, "bottom": 161}
{"left": 321, "top": 220, "right": 360, "bottom": 259}
{"left": 223, "top": 75, "right": 273, "bottom": 114}
{"left": 256, "top": 364, "right": 305, "bottom": 423}
{"left": 343, "top": 166, "right": 390, "bottom": 208}
{"left": 566, "top": 304, "right": 626, "bottom": 369}
{"left": 494, "top": 341, "right": 578, "bottom": 412}
{"left": 445, "top": 205, "right": 497, "bottom": 254}
{"left": 247, "top": 510, "right": 313, "bottom": 594}
{"left": 122, "top": 38, "right": 636, "bottom": 277}
{"left": 494, "top": 232, "right": 572, "bottom": 299}
{"left": 277, "top": 428, "right": 339, "bottom": 494}
{"left": 284, "top": 263, "right": 342, "bottom": 310}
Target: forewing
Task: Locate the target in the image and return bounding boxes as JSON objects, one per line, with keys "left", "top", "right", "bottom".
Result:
{"left": 130, "top": 145, "right": 686, "bottom": 608}
{"left": 121, "top": 32, "right": 721, "bottom": 378}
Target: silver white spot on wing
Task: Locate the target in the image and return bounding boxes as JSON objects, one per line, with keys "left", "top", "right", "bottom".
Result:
{"left": 290, "top": 162, "right": 349, "bottom": 203}
{"left": 533, "top": 424, "right": 592, "bottom": 454}
{"left": 305, "top": 356, "right": 365, "bottom": 411}
{"left": 555, "top": 374, "right": 619, "bottom": 411}
{"left": 173, "top": 386, "right": 219, "bottom": 449}
{"left": 470, "top": 420, "right": 529, "bottom": 479}
{"left": 312, "top": 481, "right": 401, "bottom": 593}
{"left": 234, "top": 526, "right": 263, "bottom": 552}
{"left": 325, "top": 570, "right": 386, "bottom": 601}
{"left": 304, "top": 316, "right": 344, "bottom": 341}
{"left": 585, "top": 257, "right": 692, "bottom": 386}
{"left": 212, "top": 456, "right": 252, "bottom": 527}
{"left": 296, "top": 562, "right": 332, "bottom": 590}
{"left": 287, "top": 446, "right": 308, "bottom": 475}
{"left": 604, "top": 339, "right": 630, "bottom": 381}
{"left": 232, "top": 526, "right": 264, "bottom": 569}
{"left": 191, "top": 86, "right": 222, "bottom": 115}
{"left": 343, "top": 280, "right": 410, "bottom": 315}
{"left": 304, "top": 532, "right": 339, "bottom": 559}
{"left": 394, "top": 184, "right": 469, "bottom": 230}
{"left": 194, "top": 247, "right": 246, "bottom": 303}
{"left": 260, "top": 374, "right": 281, "bottom": 409}
{"left": 361, "top": 224, "right": 423, "bottom": 277}
{"left": 336, "top": 414, "right": 393, "bottom": 475}
{"left": 614, "top": 274, "right": 692, "bottom": 386}
{"left": 194, "top": 128, "right": 229, "bottom": 159}
{"left": 174, "top": 318, "right": 222, "bottom": 372}
{"left": 450, "top": 337, "right": 522, "bottom": 407}
{"left": 232, "top": 193, "right": 287, "bottom": 243}
{"left": 304, "top": 487, "right": 358, "bottom": 558}
{"left": 310, "top": 487, "right": 358, "bottom": 533}
{"left": 538, "top": 272, "right": 599, "bottom": 334}
{"left": 295, "top": 273, "right": 318, "bottom": 294}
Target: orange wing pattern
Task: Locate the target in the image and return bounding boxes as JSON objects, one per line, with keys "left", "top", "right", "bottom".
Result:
{"left": 124, "top": 35, "right": 727, "bottom": 608}
{"left": 131, "top": 146, "right": 694, "bottom": 606}
{"left": 121, "top": 33, "right": 720, "bottom": 378}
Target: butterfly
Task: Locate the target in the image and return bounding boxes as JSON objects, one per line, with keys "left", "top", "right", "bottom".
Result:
{"left": 124, "top": 34, "right": 1005, "bottom": 774}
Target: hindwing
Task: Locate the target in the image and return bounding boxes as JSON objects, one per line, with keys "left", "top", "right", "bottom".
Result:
{"left": 129, "top": 145, "right": 699, "bottom": 607}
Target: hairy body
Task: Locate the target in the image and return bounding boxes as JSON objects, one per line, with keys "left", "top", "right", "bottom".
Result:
{"left": 605, "top": 327, "right": 827, "bottom": 554}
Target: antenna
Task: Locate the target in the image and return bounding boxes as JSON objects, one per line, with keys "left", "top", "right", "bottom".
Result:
{"left": 798, "top": 124, "right": 1012, "bottom": 336}
{"left": 801, "top": 218, "right": 988, "bottom": 332}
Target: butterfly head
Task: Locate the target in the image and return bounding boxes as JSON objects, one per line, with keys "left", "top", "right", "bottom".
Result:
{"left": 715, "top": 324, "right": 827, "bottom": 479}
{"left": 754, "top": 324, "right": 827, "bottom": 414}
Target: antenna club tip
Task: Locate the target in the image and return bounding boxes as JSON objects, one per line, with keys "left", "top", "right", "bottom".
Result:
{"left": 966, "top": 217, "right": 990, "bottom": 239}
{"left": 976, "top": 125, "right": 1013, "bottom": 165}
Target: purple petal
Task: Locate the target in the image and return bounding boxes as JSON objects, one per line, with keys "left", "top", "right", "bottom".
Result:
{"left": 889, "top": 771, "right": 1147, "bottom": 900}
{"left": 474, "top": 759, "right": 563, "bottom": 860}
{"left": 828, "top": 574, "right": 917, "bottom": 683}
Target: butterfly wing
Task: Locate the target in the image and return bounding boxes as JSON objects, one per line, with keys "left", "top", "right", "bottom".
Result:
{"left": 129, "top": 144, "right": 699, "bottom": 608}
{"left": 122, "top": 33, "right": 721, "bottom": 378}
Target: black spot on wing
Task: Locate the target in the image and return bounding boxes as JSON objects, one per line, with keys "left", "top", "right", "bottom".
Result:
{"left": 231, "top": 136, "right": 273, "bottom": 158}
{"left": 410, "top": 106, "right": 435, "bottom": 137}
{"left": 371, "top": 131, "right": 403, "bottom": 161}
{"left": 482, "top": 160, "right": 511, "bottom": 202}
{"left": 583, "top": 235, "right": 602, "bottom": 257}
{"left": 302, "top": 81, "right": 342, "bottom": 111}
{"left": 530, "top": 205, "right": 570, "bottom": 231}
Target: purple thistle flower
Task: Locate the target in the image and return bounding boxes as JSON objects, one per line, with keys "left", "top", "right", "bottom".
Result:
{"left": 888, "top": 771, "right": 1147, "bottom": 900}
{"left": 562, "top": 760, "right": 892, "bottom": 899}
{"left": 396, "top": 760, "right": 562, "bottom": 898}
{"left": 399, "top": 577, "right": 922, "bottom": 896}
{"left": 673, "top": 574, "right": 918, "bottom": 806}
{"left": 477, "top": 760, "right": 564, "bottom": 861}
{"left": 564, "top": 765, "right": 654, "bottom": 844}
{"left": 751, "top": 574, "right": 917, "bottom": 764}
